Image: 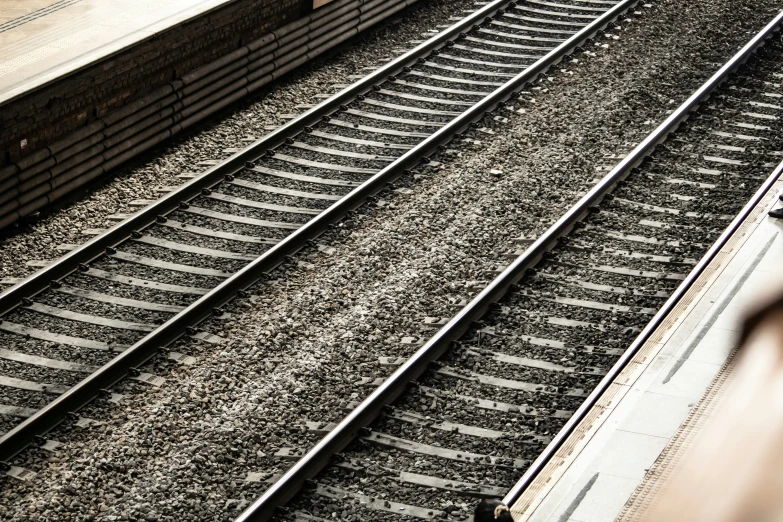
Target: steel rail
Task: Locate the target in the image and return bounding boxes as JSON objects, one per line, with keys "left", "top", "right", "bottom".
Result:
{"left": 0, "top": 0, "right": 549, "bottom": 465}
{"left": 233, "top": 1, "right": 642, "bottom": 520}
{"left": 502, "top": 10, "right": 783, "bottom": 507}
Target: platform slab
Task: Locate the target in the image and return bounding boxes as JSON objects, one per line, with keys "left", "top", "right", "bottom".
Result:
{"left": 510, "top": 173, "right": 783, "bottom": 522}
{"left": 0, "top": 0, "right": 236, "bottom": 105}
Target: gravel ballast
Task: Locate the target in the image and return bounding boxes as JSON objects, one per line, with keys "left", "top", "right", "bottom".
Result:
{"left": 2, "top": 1, "right": 783, "bottom": 521}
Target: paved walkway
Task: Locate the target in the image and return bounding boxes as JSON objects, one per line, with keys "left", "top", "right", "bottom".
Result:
{"left": 0, "top": 0, "right": 232, "bottom": 105}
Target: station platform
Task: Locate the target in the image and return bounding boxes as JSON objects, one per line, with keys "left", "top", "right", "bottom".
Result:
{"left": 509, "top": 168, "right": 783, "bottom": 521}
{"left": 0, "top": 0, "right": 237, "bottom": 105}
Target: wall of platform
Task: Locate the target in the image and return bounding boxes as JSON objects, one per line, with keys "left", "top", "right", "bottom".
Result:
{"left": 0, "top": 0, "right": 308, "bottom": 165}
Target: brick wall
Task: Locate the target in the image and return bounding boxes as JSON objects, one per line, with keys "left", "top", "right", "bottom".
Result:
{"left": 0, "top": 0, "right": 311, "bottom": 168}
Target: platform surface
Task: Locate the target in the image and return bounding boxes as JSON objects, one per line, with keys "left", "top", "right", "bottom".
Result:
{"left": 0, "top": 0, "right": 235, "bottom": 106}
{"left": 510, "top": 169, "right": 783, "bottom": 522}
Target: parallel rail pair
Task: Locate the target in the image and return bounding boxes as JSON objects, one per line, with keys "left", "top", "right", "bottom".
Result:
{"left": 0, "top": 0, "right": 640, "bottom": 470}
{"left": 243, "top": 9, "right": 783, "bottom": 522}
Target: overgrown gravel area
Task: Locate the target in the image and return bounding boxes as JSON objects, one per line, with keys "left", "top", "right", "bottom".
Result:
{"left": 0, "top": 0, "right": 476, "bottom": 283}
{"left": 3, "top": 0, "right": 783, "bottom": 521}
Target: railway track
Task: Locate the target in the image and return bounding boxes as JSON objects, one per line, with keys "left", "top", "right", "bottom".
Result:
{"left": 233, "top": 13, "right": 783, "bottom": 522}
{"left": 0, "top": 0, "right": 640, "bottom": 467}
